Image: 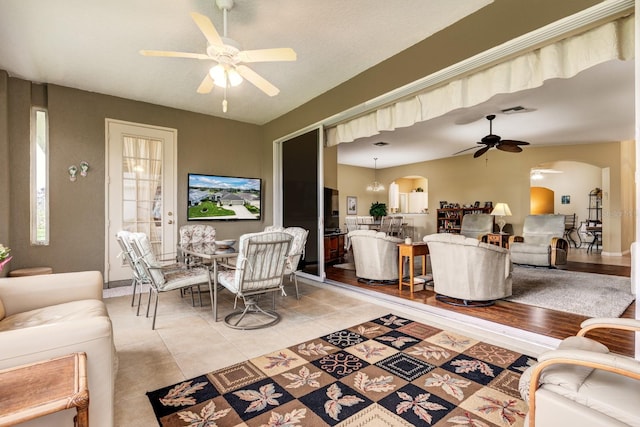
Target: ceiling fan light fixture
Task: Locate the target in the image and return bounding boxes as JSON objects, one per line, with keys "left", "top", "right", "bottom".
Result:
{"left": 209, "top": 64, "right": 243, "bottom": 88}
{"left": 227, "top": 68, "right": 243, "bottom": 87}
{"left": 366, "top": 157, "right": 385, "bottom": 192}
{"left": 531, "top": 171, "right": 544, "bottom": 180}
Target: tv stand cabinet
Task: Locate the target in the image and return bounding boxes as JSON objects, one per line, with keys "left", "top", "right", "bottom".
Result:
{"left": 324, "top": 233, "right": 345, "bottom": 264}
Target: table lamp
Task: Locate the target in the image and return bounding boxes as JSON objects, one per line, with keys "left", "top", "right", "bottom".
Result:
{"left": 491, "top": 203, "right": 512, "bottom": 234}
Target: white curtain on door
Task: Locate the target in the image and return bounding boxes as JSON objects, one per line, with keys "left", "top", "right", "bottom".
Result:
{"left": 326, "top": 14, "right": 634, "bottom": 146}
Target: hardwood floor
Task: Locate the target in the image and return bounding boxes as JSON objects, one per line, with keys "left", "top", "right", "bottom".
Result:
{"left": 324, "top": 257, "right": 635, "bottom": 357}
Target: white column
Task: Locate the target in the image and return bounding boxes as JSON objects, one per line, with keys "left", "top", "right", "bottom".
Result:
{"left": 634, "top": 0, "right": 639, "bottom": 360}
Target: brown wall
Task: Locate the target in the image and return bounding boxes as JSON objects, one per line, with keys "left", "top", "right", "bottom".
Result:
{"left": 7, "top": 82, "right": 266, "bottom": 274}
{"left": 0, "top": 71, "right": 8, "bottom": 277}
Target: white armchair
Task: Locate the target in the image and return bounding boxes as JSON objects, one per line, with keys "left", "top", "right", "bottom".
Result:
{"left": 509, "top": 214, "right": 568, "bottom": 267}
{"left": 459, "top": 213, "right": 494, "bottom": 239}
{"left": 423, "top": 233, "right": 512, "bottom": 305}
{"left": 348, "top": 230, "right": 403, "bottom": 283}
{"left": 519, "top": 318, "right": 640, "bottom": 427}
{"left": 0, "top": 271, "right": 116, "bottom": 427}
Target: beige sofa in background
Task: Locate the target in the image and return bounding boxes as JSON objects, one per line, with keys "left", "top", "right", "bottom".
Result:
{"left": 348, "top": 230, "right": 403, "bottom": 283}
{"left": 424, "top": 233, "right": 512, "bottom": 305}
{"left": 0, "top": 271, "right": 116, "bottom": 427}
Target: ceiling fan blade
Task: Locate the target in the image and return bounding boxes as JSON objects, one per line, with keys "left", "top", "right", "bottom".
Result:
{"left": 452, "top": 146, "right": 478, "bottom": 155}
{"left": 497, "top": 144, "right": 523, "bottom": 153}
{"left": 196, "top": 74, "right": 215, "bottom": 94}
{"left": 237, "top": 48, "right": 297, "bottom": 63}
{"left": 236, "top": 65, "right": 279, "bottom": 96}
{"left": 473, "top": 146, "right": 491, "bottom": 158}
{"left": 501, "top": 139, "right": 530, "bottom": 146}
{"left": 190, "top": 12, "right": 224, "bottom": 47}
{"left": 140, "top": 50, "right": 210, "bottom": 60}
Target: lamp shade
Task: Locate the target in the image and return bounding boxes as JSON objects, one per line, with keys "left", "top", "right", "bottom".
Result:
{"left": 490, "top": 203, "right": 512, "bottom": 217}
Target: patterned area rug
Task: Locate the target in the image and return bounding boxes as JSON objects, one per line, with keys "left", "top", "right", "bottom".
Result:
{"left": 147, "top": 314, "right": 534, "bottom": 426}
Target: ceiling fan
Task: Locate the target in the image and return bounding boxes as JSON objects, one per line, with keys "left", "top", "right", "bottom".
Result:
{"left": 453, "top": 114, "right": 530, "bottom": 158}
{"left": 139, "top": 0, "right": 296, "bottom": 111}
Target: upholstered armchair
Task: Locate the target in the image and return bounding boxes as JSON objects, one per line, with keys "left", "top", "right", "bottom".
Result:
{"left": 509, "top": 214, "right": 568, "bottom": 267}
{"left": 348, "top": 230, "right": 403, "bottom": 283}
{"left": 423, "top": 233, "right": 512, "bottom": 305}
{"left": 519, "top": 317, "right": 640, "bottom": 427}
{"left": 459, "top": 213, "right": 494, "bottom": 239}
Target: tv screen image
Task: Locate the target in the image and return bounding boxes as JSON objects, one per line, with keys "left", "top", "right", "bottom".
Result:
{"left": 188, "top": 173, "right": 261, "bottom": 221}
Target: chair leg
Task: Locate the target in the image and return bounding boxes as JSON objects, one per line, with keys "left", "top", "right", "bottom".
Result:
{"left": 135, "top": 286, "right": 144, "bottom": 316}
{"left": 151, "top": 291, "right": 160, "bottom": 330}
{"left": 130, "top": 278, "right": 138, "bottom": 307}
{"left": 145, "top": 290, "right": 153, "bottom": 318}
{"left": 293, "top": 274, "right": 299, "bottom": 300}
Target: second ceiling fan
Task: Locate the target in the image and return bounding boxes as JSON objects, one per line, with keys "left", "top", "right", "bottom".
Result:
{"left": 454, "top": 115, "right": 530, "bottom": 158}
{"left": 140, "top": 0, "right": 296, "bottom": 111}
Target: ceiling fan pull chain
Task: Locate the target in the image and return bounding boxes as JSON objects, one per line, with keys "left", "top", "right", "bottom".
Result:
{"left": 222, "top": 86, "right": 228, "bottom": 113}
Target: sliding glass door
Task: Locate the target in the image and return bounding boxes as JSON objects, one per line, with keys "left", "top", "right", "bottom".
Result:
{"left": 277, "top": 127, "right": 324, "bottom": 280}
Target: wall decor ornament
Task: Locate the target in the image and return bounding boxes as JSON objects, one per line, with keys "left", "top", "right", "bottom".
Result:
{"left": 80, "top": 161, "right": 89, "bottom": 177}
{"left": 68, "top": 165, "right": 78, "bottom": 182}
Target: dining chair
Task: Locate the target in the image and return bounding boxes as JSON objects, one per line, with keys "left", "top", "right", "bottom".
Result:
{"left": 281, "top": 227, "right": 309, "bottom": 299}
{"left": 129, "top": 232, "right": 214, "bottom": 330}
{"left": 216, "top": 231, "right": 292, "bottom": 329}
{"left": 178, "top": 224, "right": 216, "bottom": 302}
{"left": 115, "top": 230, "right": 147, "bottom": 309}
{"left": 344, "top": 216, "right": 359, "bottom": 250}
{"left": 381, "top": 215, "right": 404, "bottom": 237}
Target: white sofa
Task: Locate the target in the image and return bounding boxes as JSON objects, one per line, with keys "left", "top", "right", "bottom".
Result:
{"left": 0, "top": 271, "right": 116, "bottom": 427}
{"left": 423, "top": 233, "right": 512, "bottom": 305}
{"left": 519, "top": 318, "right": 640, "bottom": 427}
{"left": 348, "top": 230, "right": 403, "bottom": 283}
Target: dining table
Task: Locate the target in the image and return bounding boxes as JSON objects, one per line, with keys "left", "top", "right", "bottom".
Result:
{"left": 178, "top": 241, "right": 238, "bottom": 321}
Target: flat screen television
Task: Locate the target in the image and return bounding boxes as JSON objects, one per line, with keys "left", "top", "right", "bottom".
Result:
{"left": 187, "top": 173, "right": 261, "bottom": 221}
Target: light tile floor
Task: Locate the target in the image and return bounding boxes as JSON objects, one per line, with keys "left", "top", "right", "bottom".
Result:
{"left": 105, "top": 278, "right": 551, "bottom": 426}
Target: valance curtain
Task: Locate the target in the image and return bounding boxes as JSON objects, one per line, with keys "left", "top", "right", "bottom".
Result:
{"left": 326, "top": 14, "right": 634, "bottom": 147}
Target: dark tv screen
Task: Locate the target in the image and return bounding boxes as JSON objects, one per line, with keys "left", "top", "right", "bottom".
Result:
{"left": 188, "top": 173, "right": 261, "bottom": 221}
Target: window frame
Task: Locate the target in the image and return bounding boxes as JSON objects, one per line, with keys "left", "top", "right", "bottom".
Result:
{"left": 30, "top": 107, "right": 49, "bottom": 245}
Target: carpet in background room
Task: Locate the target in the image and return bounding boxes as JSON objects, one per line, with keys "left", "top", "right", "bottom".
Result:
{"left": 147, "top": 314, "right": 533, "bottom": 426}
{"left": 507, "top": 266, "right": 634, "bottom": 318}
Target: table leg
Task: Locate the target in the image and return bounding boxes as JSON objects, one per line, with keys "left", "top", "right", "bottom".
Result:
{"left": 409, "top": 256, "right": 415, "bottom": 293}
{"left": 213, "top": 261, "right": 218, "bottom": 322}
{"left": 398, "top": 255, "right": 403, "bottom": 291}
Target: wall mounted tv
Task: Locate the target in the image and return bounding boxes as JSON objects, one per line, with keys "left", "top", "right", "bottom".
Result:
{"left": 187, "top": 173, "right": 261, "bottom": 221}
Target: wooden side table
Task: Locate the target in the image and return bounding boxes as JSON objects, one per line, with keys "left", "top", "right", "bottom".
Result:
{"left": 398, "top": 242, "right": 429, "bottom": 293}
{"left": 0, "top": 352, "right": 89, "bottom": 427}
{"left": 487, "top": 233, "right": 510, "bottom": 249}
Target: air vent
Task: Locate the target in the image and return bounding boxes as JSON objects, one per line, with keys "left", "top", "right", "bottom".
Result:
{"left": 373, "top": 141, "right": 389, "bottom": 146}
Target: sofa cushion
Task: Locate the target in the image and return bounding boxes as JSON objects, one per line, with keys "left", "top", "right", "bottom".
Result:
{"left": 0, "top": 299, "right": 108, "bottom": 332}
{"left": 519, "top": 336, "right": 610, "bottom": 403}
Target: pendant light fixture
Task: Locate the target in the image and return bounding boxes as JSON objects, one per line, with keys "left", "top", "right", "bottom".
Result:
{"left": 366, "top": 157, "right": 384, "bottom": 192}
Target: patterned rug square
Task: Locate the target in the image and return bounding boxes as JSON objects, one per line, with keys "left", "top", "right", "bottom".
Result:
{"left": 146, "top": 314, "right": 534, "bottom": 426}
